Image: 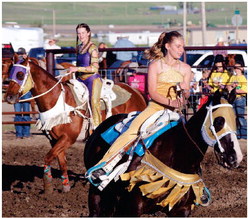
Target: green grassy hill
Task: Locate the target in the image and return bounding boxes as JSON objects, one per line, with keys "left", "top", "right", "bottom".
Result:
{"left": 2, "top": 2, "right": 247, "bottom": 27}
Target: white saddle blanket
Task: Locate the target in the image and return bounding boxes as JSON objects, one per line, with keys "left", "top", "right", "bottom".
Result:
{"left": 69, "top": 79, "right": 89, "bottom": 104}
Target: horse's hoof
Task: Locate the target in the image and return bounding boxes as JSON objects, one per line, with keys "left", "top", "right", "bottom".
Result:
{"left": 43, "top": 176, "right": 53, "bottom": 194}
{"left": 44, "top": 184, "right": 53, "bottom": 194}
{"left": 62, "top": 185, "right": 71, "bottom": 192}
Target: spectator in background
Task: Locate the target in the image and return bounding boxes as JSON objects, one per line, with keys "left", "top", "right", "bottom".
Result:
{"left": 199, "top": 69, "right": 211, "bottom": 94}
{"left": 44, "top": 38, "right": 61, "bottom": 50}
{"left": 227, "top": 61, "right": 247, "bottom": 139}
{"left": 213, "top": 37, "right": 227, "bottom": 58}
{"left": 14, "top": 47, "right": 32, "bottom": 139}
{"left": 189, "top": 80, "right": 200, "bottom": 114}
{"left": 98, "top": 42, "right": 108, "bottom": 77}
{"left": 197, "top": 69, "right": 211, "bottom": 110}
{"left": 14, "top": 92, "right": 32, "bottom": 139}
{"left": 107, "top": 36, "right": 137, "bottom": 80}
{"left": 208, "top": 54, "right": 230, "bottom": 93}
{"left": 17, "top": 47, "right": 28, "bottom": 61}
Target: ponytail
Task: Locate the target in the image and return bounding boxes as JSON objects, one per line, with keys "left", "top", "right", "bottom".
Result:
{"left": 144, "top": 31, "right": 183, "bottom": 61}
{"left": 144, "top": 32, "right": 166, "bottom": 60}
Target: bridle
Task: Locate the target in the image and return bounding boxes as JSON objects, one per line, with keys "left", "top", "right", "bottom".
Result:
{"left": 10, "top": 63, "right": 33, "bottom": 96}
{"left": 180, "top": 95, "right": 236, "bottom": 156}
{"left": 175, "top": 82, "right": 236, "bottom": 155}
{"left": 9, "top": 62, "right": 69, "bottom": 102}
{"left": 9, "top": 62, "right": 92, "bottom": 121}
{"left": 201, "top": 103, "right": 236, "bottom": 152}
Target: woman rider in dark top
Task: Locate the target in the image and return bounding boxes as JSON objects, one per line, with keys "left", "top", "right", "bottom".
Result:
{"left": 69, "top": 23, "right": 102, "bottom": 129}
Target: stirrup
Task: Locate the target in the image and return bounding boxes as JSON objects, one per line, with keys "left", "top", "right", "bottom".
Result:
{"left": 85, "top": 162, "right": 107, "bottom": 186}
{"left": 200, "top": 187, "right": 211, "bottom": 206}
{"left": 85, "top": 153, "right": 123, "bottom": 187}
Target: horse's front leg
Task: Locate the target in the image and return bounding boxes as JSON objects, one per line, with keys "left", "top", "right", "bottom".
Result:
{"left": 43, "top": 135, "right": 71, "bottom": 193}
{"left": 57, "top": 151, "right": 70, "bottom": 192}
{"left": 88, "top": 184, "right": 102, "bottom": 217}
{"left": 166, "top": 204, "right": 192, "bottom": 217}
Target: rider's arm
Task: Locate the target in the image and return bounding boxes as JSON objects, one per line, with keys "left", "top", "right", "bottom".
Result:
{"left": 179, "top": 62, "right": 192, "bottom": 99}
{"left": 69, "top": 44, "right": 99, "bottom": 74}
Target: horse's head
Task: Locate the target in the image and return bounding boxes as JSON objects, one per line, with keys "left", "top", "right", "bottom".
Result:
{"left": 202, "top": 89, "right": 243, "bottom": 169}
{"left": 4, "top": 56, "right": 34, "bottom": 104}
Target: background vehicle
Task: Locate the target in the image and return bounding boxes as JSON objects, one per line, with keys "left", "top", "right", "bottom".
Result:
{"left": 2, "top": 27, "right": 44, "bottom": 52}
{"left": 28, "top": 47, "right": 76, "bottom": 65}
{"left": 180, "top": 50, "right": 207, "bottom": 66}
{"left": 2, "top": 43, "right": 15, "bottom": 58}
{"left": 56, "top": 52, "right": 76, "bottom": 65}
{"left": 190, "top": 50, "right": 248, "bottom": 81}
{"left": 28, "top": 47, "right": 46, "bottom": 60}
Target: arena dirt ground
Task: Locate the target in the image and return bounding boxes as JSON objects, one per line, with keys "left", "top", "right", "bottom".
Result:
{"left": 1, "top": 100, "right": 247, "bottom": 217}
{"left": 2, "top": 125, "right": 247, "bottom": 217}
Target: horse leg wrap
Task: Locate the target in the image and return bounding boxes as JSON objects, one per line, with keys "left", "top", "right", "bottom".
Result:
{"left": 44, "top": 165, "right": 52, "bottom": 182}
{"left": 43, "top": 165, "right": 53, "bottom": 193}
{"left": 61, "top": 175, "right": 70, "bottom": 192}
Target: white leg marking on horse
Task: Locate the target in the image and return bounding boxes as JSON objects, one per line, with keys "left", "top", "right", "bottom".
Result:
{"left": 231, "top": 133, "right": 243, "bottom": 165}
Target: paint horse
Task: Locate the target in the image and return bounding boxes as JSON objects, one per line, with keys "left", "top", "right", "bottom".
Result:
{"left": 84, "top": 89, "right": 243, "bottom": 217}
{"left": 4, "top": 57, "right": 147, "bottom": 193}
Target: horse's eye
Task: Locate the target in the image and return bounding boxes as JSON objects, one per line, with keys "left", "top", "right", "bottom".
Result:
{"left": 16, "top": 71, "right": 25, "bottom": 80}
{"left": 213, "top": 117, "right": 225, "bottom": 132}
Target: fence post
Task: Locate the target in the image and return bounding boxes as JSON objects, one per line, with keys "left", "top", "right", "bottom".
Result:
{"left": 46, "top": 50, "right": 55, "bottom": 76}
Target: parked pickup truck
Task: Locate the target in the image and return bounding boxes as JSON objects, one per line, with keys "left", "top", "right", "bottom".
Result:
{"left": 190, "top": 50, "right": 247, "bottom": 81}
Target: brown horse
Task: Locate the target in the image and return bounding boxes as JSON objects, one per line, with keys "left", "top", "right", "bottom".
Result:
{"left": 4, "top": 57, "right": 147, "bottom": 193}
{"left": 2, "top": 56, "right": 38, "bottom": 117}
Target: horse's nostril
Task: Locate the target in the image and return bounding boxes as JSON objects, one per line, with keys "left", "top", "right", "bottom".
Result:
{"left": 6, "top": 95, "right": 16, "bottom": 104}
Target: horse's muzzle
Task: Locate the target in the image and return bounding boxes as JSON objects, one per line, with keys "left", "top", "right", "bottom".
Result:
{"left": 215, "top": 150, "right": 239, "bottom": 169}
{"left": 5, "top": 94, "right": 19, "bottom": 104}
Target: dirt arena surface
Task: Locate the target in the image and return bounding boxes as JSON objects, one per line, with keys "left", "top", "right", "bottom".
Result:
{"left": 2, "top": 125, "right": 247, "bottom": 217}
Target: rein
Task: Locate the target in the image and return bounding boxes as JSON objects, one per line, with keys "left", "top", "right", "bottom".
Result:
{"left": 175, "top": 85, "right": 235, "bottom": 156}
{"left": 18, "top": 66, "right": 73, "bottom": 102}
{"left": 179, "top": 94, "right": 234, "bottom": 156}
{"left": 181, "top": 120, "right": 205, "bottom": 156}
{"left": 173, "top": 87, "right": 205, "bottom": 156}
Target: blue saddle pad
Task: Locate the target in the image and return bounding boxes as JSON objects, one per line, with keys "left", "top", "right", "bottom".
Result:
{"left": 101, "top": 115, "right": 180, "bottom": 156}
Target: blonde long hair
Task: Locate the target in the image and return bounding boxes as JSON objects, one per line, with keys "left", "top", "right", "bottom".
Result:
{"left": 145, "top": 31, "right": 183, "bottom": 60}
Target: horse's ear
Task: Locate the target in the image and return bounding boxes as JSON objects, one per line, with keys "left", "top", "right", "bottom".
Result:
{"left": 22, "top": 57, "right": 29, "bottom": 66}
{"left": 221, "top": 88, "right": 229, "bottom": 100}
{"left": 13, "top": 53, "right": 19, "bottom": 63}
{"left": 228, "top": 88, "right": 236, "bottom": 104}
{"left": 213, "top": 89, "right": 221, "bottom": 105}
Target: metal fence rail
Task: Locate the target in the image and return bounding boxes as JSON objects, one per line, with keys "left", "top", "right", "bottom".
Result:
{"left": 3, "top": 45, "right": 247, "bottom": 126}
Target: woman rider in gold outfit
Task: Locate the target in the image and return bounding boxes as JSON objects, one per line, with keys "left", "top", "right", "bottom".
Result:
{"left": 87, "top": 31, "right": 192, "bottom": 183}
{"left": 69, "top": 23, "right": 102, "bottom": 129}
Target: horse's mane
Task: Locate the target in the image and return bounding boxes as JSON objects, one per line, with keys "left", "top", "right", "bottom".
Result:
{"left": 28, "top": 58, "right": 57, "bottom": 81}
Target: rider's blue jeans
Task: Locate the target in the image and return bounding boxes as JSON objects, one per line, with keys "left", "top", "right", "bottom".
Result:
{"left": 233, "top": 96, "right": 247, "bottom": 139}
{"left": 14, "top": 92, "right": 32, "bottom": 138}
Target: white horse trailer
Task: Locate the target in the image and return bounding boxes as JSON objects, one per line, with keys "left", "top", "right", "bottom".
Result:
{"left": 97, "top": 31, "right": 161, "bottom": 46}
{"left": 2, "top": 27, "right": 44, "bottom": 53}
